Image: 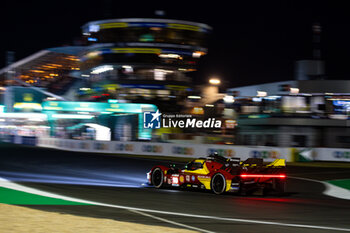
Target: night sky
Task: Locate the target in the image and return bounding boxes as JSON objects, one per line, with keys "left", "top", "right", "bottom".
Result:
{"left": 2, "top": 0, "right": 350, "bottom": 87}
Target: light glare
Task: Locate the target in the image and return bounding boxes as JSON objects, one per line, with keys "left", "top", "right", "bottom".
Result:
{"left": 209, "top": 78, "right": 221, "bottom": 85}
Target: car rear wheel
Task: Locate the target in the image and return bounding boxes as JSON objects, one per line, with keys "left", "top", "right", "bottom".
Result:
{"left": 211, "top": 173, "right": 226, "bottom": 194}
{"left": 151, "top": 168, "right": 164, "bottom": 188}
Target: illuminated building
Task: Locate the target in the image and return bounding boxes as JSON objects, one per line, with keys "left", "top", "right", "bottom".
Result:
{"left": 0, "top": 18, "right": 212, "bottom": 141}
{"left": 0, "top": 18, "right": 211, "bottom": 113}
{"left": 78, "top": 18, "right": 212, "bottom": 112}
{"left": 227, "top": 80, "right": 350, "bottom": 148}
{"left": 0, "top": 47, "right": 82, "bottom": 94}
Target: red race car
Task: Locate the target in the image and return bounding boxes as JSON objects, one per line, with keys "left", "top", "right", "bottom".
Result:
{"left": 147, "top": 153, "right": 286, "bottom": 195}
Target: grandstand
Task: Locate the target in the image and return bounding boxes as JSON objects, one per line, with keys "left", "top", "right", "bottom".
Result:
{"left": 0, "top": 47, "right": 85, "bottom": 98}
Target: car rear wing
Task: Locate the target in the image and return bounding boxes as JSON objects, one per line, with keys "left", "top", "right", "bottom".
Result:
{"left": 241, "top": 158, "right": 286, "bottom": 168}
{"left": 266, "top": 159, "right": 286, "bottom": 167}
{"left": 241, "top": 158, "right": 264, "bottom": 167}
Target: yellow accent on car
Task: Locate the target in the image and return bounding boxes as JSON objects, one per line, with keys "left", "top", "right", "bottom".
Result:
{"left": 225, "top": 180, "right": 232, "bottom": 192}
{"left": 267, "top": 159, "right": 286, "bottom": 167}
{"left": 184, "top": 159, "right": 210, "bottom": 175}
{"left": 197, "top": 177, "right": 211, "bottom": 190}
{"left": 197, "top": 176, "right": 231, "bottom": 193}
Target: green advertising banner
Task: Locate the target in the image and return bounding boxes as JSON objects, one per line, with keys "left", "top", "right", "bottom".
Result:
{"left": 42, "top": 101, "right": 156, "bottom": 113}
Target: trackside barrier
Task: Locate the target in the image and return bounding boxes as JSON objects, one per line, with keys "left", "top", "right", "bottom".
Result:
{"left": 289, "top": 147, "right": 350, "bottom": 162}
{"left": 0, "top": 135, "right": 37, "bottom": 146}
{"left": 2, "top": 136, "right": 350, "bottom": 162}
{"left": 36, "top": 137, "right": 292, "bottom": 162}
{"left": 315, "top": 148, "right": 350, "bottom": 162}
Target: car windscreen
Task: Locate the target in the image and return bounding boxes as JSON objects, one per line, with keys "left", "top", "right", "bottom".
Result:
{"left": 185, "top": 161, "right": 203, "bottom": 171}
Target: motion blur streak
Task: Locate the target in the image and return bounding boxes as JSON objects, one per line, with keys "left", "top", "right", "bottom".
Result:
{"left": 0, "top": 171, "right": 144, "bottom": 188}
{"left": 240, "top": 174, "right": 286, "bottom": 178}
{"left": 243, "top": 197, "right": 309, "bottom": 204}
{"left": 1, "top": 177, "right": 350, "bottom": 232}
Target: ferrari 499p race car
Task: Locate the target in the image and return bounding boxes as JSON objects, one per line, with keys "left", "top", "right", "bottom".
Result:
{"left": 147, "top": 154, "right": 286, "bottom": 195}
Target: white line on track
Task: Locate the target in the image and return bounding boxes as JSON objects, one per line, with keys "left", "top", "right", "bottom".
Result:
{"left": 1, "top": 177, "right": 350, "bottom": 232}
{"left": 129, "top": 209, "right": 216, "bottom": 233}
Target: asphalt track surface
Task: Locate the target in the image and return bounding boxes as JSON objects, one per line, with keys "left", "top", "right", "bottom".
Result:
{"left": 1, "top": 142, "right": 350, "bottom": 233}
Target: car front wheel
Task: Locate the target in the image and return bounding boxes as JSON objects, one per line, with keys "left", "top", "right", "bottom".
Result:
{"left": 151, "top": 168, "right": 164, "bottom": 188}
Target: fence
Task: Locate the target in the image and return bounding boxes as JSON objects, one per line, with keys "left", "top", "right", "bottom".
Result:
{"left": 2, "top": 135, "right": 350, "bottom": 162}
